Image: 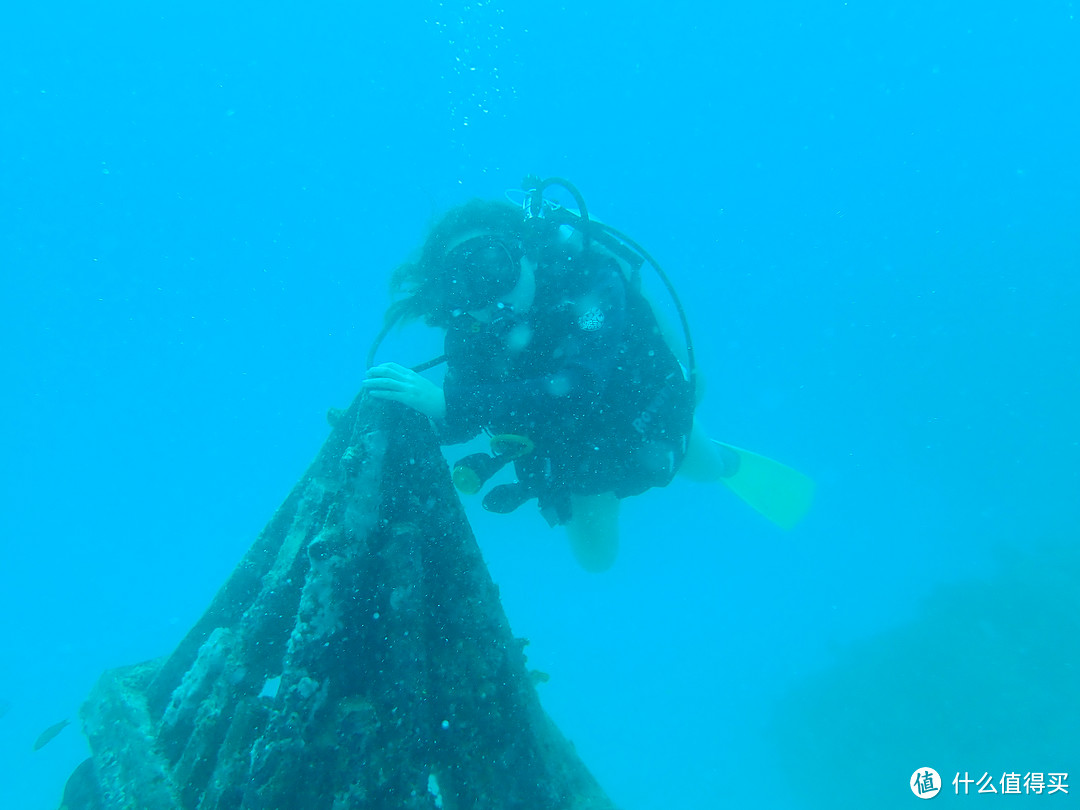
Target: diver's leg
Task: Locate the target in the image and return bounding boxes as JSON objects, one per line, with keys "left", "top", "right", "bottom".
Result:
{"left": 678, "top": 418, "right": 739, "bottom": 482}
{"left": 565, "top": 492, "right": 621, "bottom": 573}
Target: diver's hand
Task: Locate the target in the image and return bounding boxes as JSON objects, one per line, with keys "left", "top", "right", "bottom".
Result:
{"left": 363, "top": 362, "right": 447, "bottom": 421}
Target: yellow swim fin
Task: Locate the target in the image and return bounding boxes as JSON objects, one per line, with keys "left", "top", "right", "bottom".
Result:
{"left": 715, "top": 441, "right": 815, "bottom": 529}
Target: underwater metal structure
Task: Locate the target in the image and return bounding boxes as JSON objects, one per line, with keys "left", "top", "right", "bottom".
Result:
{"left": 60, "top": 394, "right": 616, "bottom": 810}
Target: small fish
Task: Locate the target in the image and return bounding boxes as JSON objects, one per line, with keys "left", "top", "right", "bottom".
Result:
{"left": 33, "top": 719, "right": 71, "bottom": 751}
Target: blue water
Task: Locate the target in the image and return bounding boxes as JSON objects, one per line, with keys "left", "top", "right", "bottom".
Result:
{"left": 2, "top": 2, "right": 1077, "bottom": 808}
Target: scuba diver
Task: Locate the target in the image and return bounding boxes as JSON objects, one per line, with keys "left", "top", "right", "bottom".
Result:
{"left": 364, "top": 177, "right": 814, "bottom": 572}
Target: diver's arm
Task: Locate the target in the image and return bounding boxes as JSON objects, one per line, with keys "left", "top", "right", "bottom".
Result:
{"left": 362, "top": 362, "right": 484, "bottom": 445}
{"left": 362, "top": 363, "right": 446, "bottom": 421}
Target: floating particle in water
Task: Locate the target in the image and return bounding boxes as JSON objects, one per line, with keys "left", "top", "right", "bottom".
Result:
{"left": 425, "top": 1, "right": 517, "bottom": 134}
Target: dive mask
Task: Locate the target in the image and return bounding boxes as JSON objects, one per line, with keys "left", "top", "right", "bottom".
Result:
{"left": 441, "top": 235, "right": 524, "bottom": 313}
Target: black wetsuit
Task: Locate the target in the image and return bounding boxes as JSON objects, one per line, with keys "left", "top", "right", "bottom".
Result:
{"left": 440, "top": 250, "right": 694, "bottom": 522}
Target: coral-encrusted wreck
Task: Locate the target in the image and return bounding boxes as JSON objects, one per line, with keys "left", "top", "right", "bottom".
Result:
{"left": 60, "top": 394, "right": 616, "bottom": 810}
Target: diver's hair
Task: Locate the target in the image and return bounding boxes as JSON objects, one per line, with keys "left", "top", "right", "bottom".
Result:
{"left": 385, "top": 198, "right": 559, "bottom": 328}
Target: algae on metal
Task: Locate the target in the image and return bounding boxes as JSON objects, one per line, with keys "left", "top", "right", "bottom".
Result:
{"left": 61, "top": 394, "right": 617, "bottom": 810}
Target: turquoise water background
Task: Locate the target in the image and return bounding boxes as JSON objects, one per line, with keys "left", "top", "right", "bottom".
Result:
{"left": 2, "top": 2, "right": 1077, "bottom": 808}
